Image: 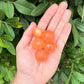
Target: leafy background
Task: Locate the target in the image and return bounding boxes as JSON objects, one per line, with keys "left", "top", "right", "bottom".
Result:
{"left": 0, "top": 0, "right": 84, "bottom": 84}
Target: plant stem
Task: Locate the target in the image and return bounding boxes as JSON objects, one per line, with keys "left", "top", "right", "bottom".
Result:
{"left": 0, "top": 20, "right": 6, "bottom": 24}
{"left": 65, "top": 63, "right": 74, "bottom": 84}
{"left": 82, "top": 4, "right": 84, "bottom": 22}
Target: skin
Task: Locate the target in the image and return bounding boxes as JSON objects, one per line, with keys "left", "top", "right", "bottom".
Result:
{"left": 11, "top": 2, "right": 71, "bottom": 84}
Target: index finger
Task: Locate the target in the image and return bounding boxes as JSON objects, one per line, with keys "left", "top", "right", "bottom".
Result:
{"left": 38, "top": 4, "right": 58, "bottom": 31}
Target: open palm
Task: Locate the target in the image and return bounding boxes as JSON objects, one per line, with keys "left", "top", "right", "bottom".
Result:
{"left": 16, "top": 2, "right": 71, "bottom": 84}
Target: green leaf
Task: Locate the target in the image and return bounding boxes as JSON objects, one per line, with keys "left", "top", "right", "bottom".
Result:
{"left": 73, "top": 18, "right": 81, "bottom": 23}
{"left": 71, "top": 76, "right": 80, "bottom": 84}
{"left": 27, "top": 0, "right": 38, "bottom": 4}
{"left": 4, "top": 1, "right": 14, "bottom": 18}
{"left": 79, "top": 36, "right": 84, "bottom": 45}
{"left": 8, "top": 71, "right": 14, "bottom": 81}
{"left": 5, "top": 62, "right": 10, "bottom": 67}
{"left": 0, "top": 65, "right": 6, "bottom": 74}
{"left": 0, "top": 1, "right": 5, "bottom": 10}
{"left": 5, "top": 17, "right": 23, "bottom": 28}
{"left": 4, "top": 70, "right": 13, "bottom": 81}
{"left": 65, "top": 64, "right": 74, "bottom": 84}
{"left": 4, "top": 68, "right": 9, "bottom": 82}
{"left": 20, "top": 18, "right": 29, "bottom": 30}
{"left": 60, "top": 72, "right": 67, "bottom": 82}
{"left": 6, "top": 17, "right": 24, "bottom": 28}
{"left": 77, "top": 5, "right": 83, "bottom": 18}
{"left": 0, "top": 22, "right": 4, "bottom": 36}
{"left": 24, "top": 15, "right": 35, "bottom": 22}
{"left": 78, "top": 64, "right": 84, "bottom": 71}
{"left": 64, "top": 69, "right": 70, "bottom": 76}
{"left": 69, "top": 7, "right": 74, "bottom": 17}
{"left": 72, "top": 25, "right": 79, "bottom": 47}
{"left": 0, "top": 66, "right": 5, "bottom": 80}
{"left": 60, "top": 52, "right": 65, "bottom": 64}
{"left": 75, "top": 0, "right": 83, "bottom": 6}
{"left": 76, "top": 22, "right": 84, "bottom": 32}
{"left": 0, "top": 79, "right": 4, "bottom": 84}
{"left": 73, "top": 71, "right": 84, "bottom": 82}
{"left": 11, "top": 22, "right": 24, "bottom": 28}
{"left": 0, "top": 9, "right": 5, "bottom": 20}
{"left": 53, "top": 73, "right": 59, "bottom": 84}
{"left": 5, "top": 17, "right": 20, "bottom": 23}
{"left": 39, "top": 0, "right": 43, "bottom": 2}
{"left": 31, "top": 2, "right": 49, "bottom": 16}
{"left": 1, "top": 34, "right": 13, "bottom": 41}
{"left": 2, "top": 40, "right": 16, "bottom": 55}
{"left": 82, "top": 5, "right": 84, "bottom": 21}
{"left": 36, "top": 17, "right": 40, "bottom": 24}
{"left": 0, "top": 46, "right": 3, "bottom": 53}
{"left": 0, "top": 73, "right": 4, "bottom": 79}
{"left": 4, "top": 24, "right": 15, "bottom": 39}
{"left": 74, "top": 18, "right": 84, "bottom": 32}
{"left": 14, "top": 0, "right": 36, "bottom": 15}
{"left": 0, "top": 39, "right": 8, "bottom": 48}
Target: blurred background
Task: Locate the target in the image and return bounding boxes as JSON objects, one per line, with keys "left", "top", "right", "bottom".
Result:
{"left": 0, "top": 0, "right": 84, "bottom": 84}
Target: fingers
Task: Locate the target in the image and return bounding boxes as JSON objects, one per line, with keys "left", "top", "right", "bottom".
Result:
{"left": 56, "top": 23, "right": 71, "bottom": 53}
{"left": 46, "top": 23, "right": 71, "bottom": 74}
{"left": 48, "top": 2, "right": 68, "bottom": 31}
{"left": 54, "top": 9, "right": 71, "bottom": 41}
{"left": 38, "top": 4, "right": 58, "bottom": 31}
{"left": 18, "top": 22, "right": 36, "bottom": 48}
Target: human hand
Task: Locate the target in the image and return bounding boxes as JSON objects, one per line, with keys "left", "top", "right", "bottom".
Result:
{"left": 12, "top": 2, "right": 71, "bottom": 84}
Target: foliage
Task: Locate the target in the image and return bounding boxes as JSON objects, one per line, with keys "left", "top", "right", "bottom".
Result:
{"left": 0, "top": 0, "right": 84, "bottom": 84}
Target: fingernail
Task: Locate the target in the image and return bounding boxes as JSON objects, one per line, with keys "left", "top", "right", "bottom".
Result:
{"left": 59, "top": 2, "right": 68, "bottom": 8}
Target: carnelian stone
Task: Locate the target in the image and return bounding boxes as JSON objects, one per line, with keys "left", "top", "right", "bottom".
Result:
{"left": 33, "top": 27, "right": 42, "bottom": 38}
{"left": 35, "top": 50, "right": 48, "bottom": 62}
{"left": 44, "top": 41, "right": 56, "bottom": 53}
{"left": 32, "top": 38, "right": 45, "bottom": 50}
{"left": 42, "top": 30, "right": 54, "bottom": 42}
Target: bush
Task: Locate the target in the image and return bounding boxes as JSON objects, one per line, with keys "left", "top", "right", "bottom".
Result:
{"left": 0, "top": 0, "right": 84, "bottom": 84}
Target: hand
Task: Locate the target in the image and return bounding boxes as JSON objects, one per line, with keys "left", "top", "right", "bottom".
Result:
{"left": 12, "top": 2, "right": 71, "bottom": 84}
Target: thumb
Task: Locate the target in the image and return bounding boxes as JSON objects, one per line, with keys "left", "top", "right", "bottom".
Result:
{"left": 19, "top": 22, "right": 36, "bottom": 48}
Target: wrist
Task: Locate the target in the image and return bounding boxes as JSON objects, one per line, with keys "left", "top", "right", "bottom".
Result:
{"left": 11, "top": 71, "right": 35, "bottom": 84}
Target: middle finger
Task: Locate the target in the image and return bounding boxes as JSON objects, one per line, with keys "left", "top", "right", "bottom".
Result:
{"left": 38, "top": 4, "right": 58, "bottom": 31}
{"left": 47, "top": 2, "right": 68, "bottom": 31}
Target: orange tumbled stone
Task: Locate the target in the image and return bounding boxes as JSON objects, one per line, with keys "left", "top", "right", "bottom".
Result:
{"left": 32, "top": 38, "right": 45, "bottom": 50}
{"left": 35, "top": 50, "right": 48, "bottom": 62}
{"left": 44, "top": 41, "right": 56, "bottom": 53}
{"left": 42, "top": 30, "right": 54, "bottom": 42}
{"left": 33, "top": 27, "right": 42, "bottom": 38}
